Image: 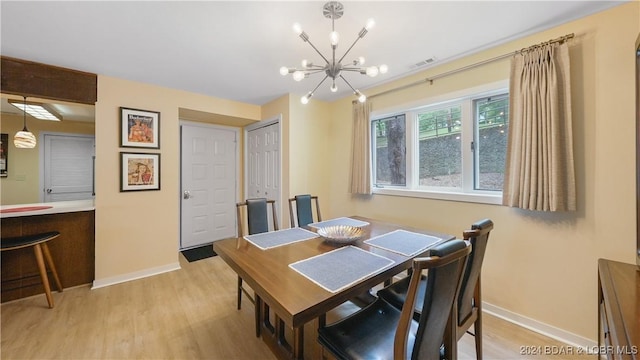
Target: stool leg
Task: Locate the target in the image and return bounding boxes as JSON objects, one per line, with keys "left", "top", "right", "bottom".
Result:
{"left": 33, "top": 243, "right": 54, "bottom": 308}
{"left": 41, "top": 242, "right": 63, "bottom": 292}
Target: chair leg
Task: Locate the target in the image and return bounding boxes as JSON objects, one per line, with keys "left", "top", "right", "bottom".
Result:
{"left": 237, "top": 276, "right": 243, "bottom": 310}
{"left": 33, "top": 244, "right": 54, "bottom": 308}
{"left": 475, "top": 313, "right": 483, "bottom": 360}
{"left": 41, "top": 242, "right": 63, "bottom": 292}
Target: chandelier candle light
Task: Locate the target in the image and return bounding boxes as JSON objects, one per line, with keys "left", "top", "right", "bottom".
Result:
{"left": 280, "top": 1, "right": 387, "bottom": 104}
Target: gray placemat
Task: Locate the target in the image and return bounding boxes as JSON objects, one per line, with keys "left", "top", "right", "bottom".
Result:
{"left": 289, "top": 246, "right": 394, "bottom": 293}
{"left": 244, "top": 228, "right": 318, "bottom": 250}
{"left": 308, "top": 217, "right": 370, "bottom": 229}
{"left": 364, "top": 229, "right": 446, "bottom": 257}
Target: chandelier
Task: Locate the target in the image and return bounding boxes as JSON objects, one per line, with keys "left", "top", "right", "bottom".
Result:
{"left": 280, "top": 1, "right": 387, "bottom": 104}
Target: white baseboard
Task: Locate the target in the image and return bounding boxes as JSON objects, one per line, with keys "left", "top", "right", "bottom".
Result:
{"left": 483, "top": 302, "right": 597, "bottom": 349}
{"left": 91, "top": 262, "right": 181, "bottom": 290}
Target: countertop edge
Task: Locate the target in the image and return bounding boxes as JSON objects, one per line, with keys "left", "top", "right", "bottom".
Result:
{"left": 1, "top": 200, "right": 95, "bottom": 218}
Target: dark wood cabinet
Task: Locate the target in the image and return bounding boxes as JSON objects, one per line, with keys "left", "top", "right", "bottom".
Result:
{"left": 598, "top": 259, "right": 640, "bottom": 360}
{"left": 1, "top": 211, "right": 95, "bottom": 302}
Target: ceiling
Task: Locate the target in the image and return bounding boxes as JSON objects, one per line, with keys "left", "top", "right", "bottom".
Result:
{"left": 0, "top": 1, "right": 628, "bottom": 113}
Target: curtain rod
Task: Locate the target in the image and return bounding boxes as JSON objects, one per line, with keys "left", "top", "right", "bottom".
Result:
{"left": 355, "top": 33, "right": 574, "bottom": 103}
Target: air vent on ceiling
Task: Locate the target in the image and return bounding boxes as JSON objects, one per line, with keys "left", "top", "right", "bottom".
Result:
{"left": 410, "top": 57, "right": 437, "bottom": 70}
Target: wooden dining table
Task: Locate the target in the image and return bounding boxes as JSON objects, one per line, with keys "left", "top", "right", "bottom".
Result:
{"left": 213, "top": 215, "right": 456, "bottom": 360}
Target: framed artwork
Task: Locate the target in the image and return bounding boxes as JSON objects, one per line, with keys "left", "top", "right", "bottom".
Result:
{"left": 120, "top": 152, "right": 160, "bottom": 191}
{"left": 0, "top": 133, "right": 7, "bottom": 177}
{"left": 120, "top": 107, "right": 160, "bottom": 149}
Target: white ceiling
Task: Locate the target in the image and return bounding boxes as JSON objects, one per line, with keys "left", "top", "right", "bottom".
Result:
{"left": 0, "top": 1, "right": 628, "bottom": 112}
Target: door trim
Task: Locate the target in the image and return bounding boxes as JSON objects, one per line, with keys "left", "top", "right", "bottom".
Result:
{"left": 179, "top": 120, "right": 240, "bottom": 249}
{"left": 244, "top": 115, "right": 283, "bottom": 229}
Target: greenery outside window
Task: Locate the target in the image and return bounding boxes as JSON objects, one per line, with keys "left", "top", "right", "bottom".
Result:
{"left": 371, "top": 82, "right": 508, "bottom": 204}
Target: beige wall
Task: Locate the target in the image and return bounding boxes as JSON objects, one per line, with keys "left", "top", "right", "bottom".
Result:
{"left": 0, "top": 114, "right": 95, "bottom": 205}
{"left": 325, "top": 2, "right": 639, "bottom": 343}
{"left": 288, "top": 97, "right": 333, "bottom": 218}
{"left": 94, "top": 76, "right": 261, "bottom": 283}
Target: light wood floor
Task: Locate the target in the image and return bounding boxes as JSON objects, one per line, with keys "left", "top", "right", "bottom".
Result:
{"left": 1, "top": 253, "right": 595, "bottom": 359}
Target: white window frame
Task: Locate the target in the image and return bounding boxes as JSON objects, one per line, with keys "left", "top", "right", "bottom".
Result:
{"left": 371, "top": 80, "right": 508, "bottom": 205}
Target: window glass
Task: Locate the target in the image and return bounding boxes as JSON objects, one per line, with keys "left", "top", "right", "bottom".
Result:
{"left": 417, "top": 105, "right": 462, "bottom": 189}
{"left": 474, "top": 95, "right": 509, "bottom": 191}
{"left": 373, "top": 115, "right": 406, "bottom": 186}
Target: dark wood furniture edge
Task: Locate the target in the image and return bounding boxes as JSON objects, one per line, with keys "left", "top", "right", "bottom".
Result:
{"left": 598, "top": 258, "right": 639, "bottom": 360}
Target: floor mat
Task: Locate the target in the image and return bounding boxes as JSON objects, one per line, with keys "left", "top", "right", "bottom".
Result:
{"left": 181, "top": 244, "right": 217, "bottom": 262}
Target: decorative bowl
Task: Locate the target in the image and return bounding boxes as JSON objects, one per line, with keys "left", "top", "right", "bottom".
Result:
{"left": 317, "top": 225, "right": 365, "bottom": 244}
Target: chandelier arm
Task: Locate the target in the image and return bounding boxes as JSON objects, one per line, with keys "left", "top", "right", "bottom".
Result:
{"left": 304, "top": 38, "right": 331, "bottom": 65}
{"left": 306, "top": 69, "right": 327, "bottom": 75}
{"left": 309, "top": 75, "right": 330, "bottom": 95}
{"left": 339, "top": 74, "right": 358, "bottom": 93}
{"left": 337, "top": 34, "right": 364, "bottom": 64}
{"left": 340, "top": 68, "right": 366, "bottom": 72}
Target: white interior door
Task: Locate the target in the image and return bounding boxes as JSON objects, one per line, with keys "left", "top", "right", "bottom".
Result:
{"left": 42, "top": 134, "right": 95, "bottom": 202}
{"left": 181, "top": 123, "right": 238, "bottom": 249}
{"left": 247, "top": 121, "right": 280, "bottom": 223}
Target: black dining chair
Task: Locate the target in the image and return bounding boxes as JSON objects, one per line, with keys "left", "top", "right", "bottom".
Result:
{"left": 317, "top": 239, "right": 471, "bottom": 360}
{"left": 377, "top": 219, "right": 494, "bottom": 360}
{"left": 288, "top": 194, "right": 321, "bottom": 227}
{"left": 236, "top": 198, "right": 278, "bottom": 336}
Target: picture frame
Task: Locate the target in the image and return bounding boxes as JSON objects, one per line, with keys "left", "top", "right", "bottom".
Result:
{"left": 120, "top": 107, "right": 160, "bottom": 149}
{"left": 120, "top": 152, "right": 160, "bottom": 192}
{"left": 0, "top": 133, "right": 7, "bottom": 177}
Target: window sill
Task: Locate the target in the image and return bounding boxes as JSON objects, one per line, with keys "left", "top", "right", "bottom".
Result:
{"left": 372, "top": 187, "right": 503, "bottom": 205}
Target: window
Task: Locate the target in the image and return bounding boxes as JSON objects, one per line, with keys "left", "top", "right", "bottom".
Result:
{"left": 372, "top": 114, "right": 406, "bottom": 187}
{"left": 371, "top": 84, "right": 509, "bottom": 204}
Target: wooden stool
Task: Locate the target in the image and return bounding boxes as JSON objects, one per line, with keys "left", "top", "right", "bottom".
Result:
{"left": 1, "top": 231, "right": 63, "bottom": 308}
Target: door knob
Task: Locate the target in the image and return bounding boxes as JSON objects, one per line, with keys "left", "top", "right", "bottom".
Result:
{"left": 46, "top": 189, "right": 53, "bottom": 194}
{"left": 183, "top": 190, "right": 192, "bottom": 199}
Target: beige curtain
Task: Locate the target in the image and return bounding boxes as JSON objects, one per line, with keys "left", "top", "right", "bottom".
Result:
{"left": 503, "top": 42, "right": 576, "bottom": 211}
{"left": 350, "top": 101, "right": 372, "bottom": 194}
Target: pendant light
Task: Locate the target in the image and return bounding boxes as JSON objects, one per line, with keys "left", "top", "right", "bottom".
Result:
{"left": 13, "top": 96, "right": 36, "bottom": 149}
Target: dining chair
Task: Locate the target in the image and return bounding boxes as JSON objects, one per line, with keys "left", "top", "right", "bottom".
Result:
{"left": 317, "top": 239, "right": 471, "bottom": 360}
{"left": 236, "top": 198, "right": 278, "bottom": 336}
{"left": 288, "top": 194, "right": 321, "bottom": 227}
{"left": 376, "top": 219, "right": 494, "bottom": 360}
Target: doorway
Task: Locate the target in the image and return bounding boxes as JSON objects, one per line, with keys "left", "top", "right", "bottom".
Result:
{"left": 180, "top": 122, "right": 239, "bottom": 250}
{"left": 245, "top": 117, "right": 281, "bottom": 226}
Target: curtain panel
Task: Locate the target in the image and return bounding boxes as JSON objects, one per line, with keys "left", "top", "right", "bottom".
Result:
{"left": 503, "top": 42, "right": 576, "bottom": 211}
{"left": 350, "top": 101, "right": 372, "bottom": 195}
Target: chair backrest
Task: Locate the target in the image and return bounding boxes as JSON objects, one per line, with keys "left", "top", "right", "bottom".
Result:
{"left": 288, "top": 194, "right": 321, "bottom": 227}
{"left": 394, "top": 239, "right": 471, "bottom": 360}
{"left": 236, "top": 198, "right": 279, "bottom": 236}
{"left": 457, "top": 219, "right": 493, "bottom": 323}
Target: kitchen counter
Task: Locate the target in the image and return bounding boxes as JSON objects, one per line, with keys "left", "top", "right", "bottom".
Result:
{"left": 0, "top": 199, "right": 95, "bottom": 218}
{"left": 1, "top": 199, "right": 95, "bottom": 303}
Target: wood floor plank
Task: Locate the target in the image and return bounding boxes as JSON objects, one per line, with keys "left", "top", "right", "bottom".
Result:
{"left": 1, "top": 254, "right": 594, "bottom": 359}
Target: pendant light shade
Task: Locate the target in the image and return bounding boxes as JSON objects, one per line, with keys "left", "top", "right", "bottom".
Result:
{"left": 13, "top": 97, "right": 36, "bottom": 149}
{"left": 14, "top": 130, "right": 37, "bottom": 148}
